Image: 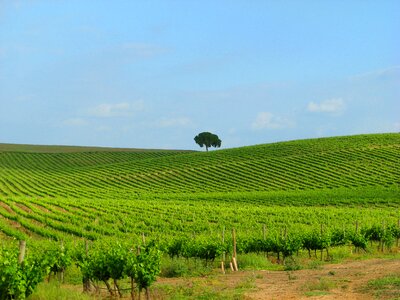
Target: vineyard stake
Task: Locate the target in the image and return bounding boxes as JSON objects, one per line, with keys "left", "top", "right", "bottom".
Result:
{"left": 229, "top": 261, "right": 234, "bottom": 272}
{"left": 381, "top": 221, "right": 385, "bottom": 252}
{"left": 142, "top": 232, "right": 146, "bottom": 245}
{"left": 221, "top": 227, "right": 225, "bottom": 274}
{"left": 320, "top": 224, "right": 323, "bottom": 261}
{"left": 60, "top": 240, "right": 64, "bottom": 283}
{"left": 232, "top": 228, "right": 238, "bottom": 271}
{"left": 263, "top": 224, "right": 266, "bottom": 240}
{"left": 233, "top": 256, "right": 238, "bottom": 271}
{"left": 83, "top": 240, "right": 91, "bottom": 292}
{"left": 354, "top": 221, "right": 359, "bottom": 253}
{"left": 232, "top": 228, "right": 237, "bottom": 259}
{"left": 18, "top": 240, "right": 26, "bottom": 264}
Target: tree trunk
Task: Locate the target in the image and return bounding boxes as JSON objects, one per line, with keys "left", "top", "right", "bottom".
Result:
{"left": 206, "top": 145, "right": 208, "bottom": 152}
{"left": 83, "top": 277, "right": 91, "bottom": 293}
{"left": 114, "top": 279, "right": 122, "bottom": 297}
{"left": 146, "top": 287, "right": 151, "bottom": 300}
{"left": 104, "top": 280, "right": 114, "bottom": 296}
{"left": 131, "top": 278, "right": 135, "bottom": 300}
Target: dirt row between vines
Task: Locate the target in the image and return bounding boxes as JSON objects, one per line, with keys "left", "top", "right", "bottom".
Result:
{"left": 246, "top": 258, "right": 400, "bottom": 299}
{"left": 154, "top": 258, "right": 400, "bottom": 299}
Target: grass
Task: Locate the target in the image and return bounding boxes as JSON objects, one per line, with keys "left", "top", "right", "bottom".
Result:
{"left": 363, "top": 274, "right": 400, "bottom": 299}
{"left": 154, "top": 274, "right": 257, "bottom": 300}
{"left": 160, "top": 253, "right": 283, "bottom": 278}
{"left": 160, "top": 257, "right": 215, "bottom": 278}
{"left": 28, "top": 281, "right": 94, "bottom": 300}
{"left": 304, "top": 291, "right": 330, "bottom": 297}
{"left": 237, "top": 253, "right": 283, "bottom": 271}
{"left": 0, "top": 142, "right": 190, "bottom": 153}
{"left": 302, "top": 277, "right": 337, "bottom": 296}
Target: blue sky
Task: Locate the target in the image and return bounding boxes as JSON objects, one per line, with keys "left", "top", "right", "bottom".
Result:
{"left": 0, "top": 1, "right": 399, "bottom": 150}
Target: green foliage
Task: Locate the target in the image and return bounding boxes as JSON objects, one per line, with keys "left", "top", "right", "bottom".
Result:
{"left": 349, "top": 233, "right": 368, "bottom": 250}
{"left": 46, "top": 243, "right": 73, "bottom": 275}
{"left": 0, "top": 245, "right": 52, "bottom": 300}
{"left": 303, "top": 231, "right": 331, "bottom": 254}
{"left": 73, "top": 240, "right": 161, "bottom": 296}
{"left": 132, "top": 246, "right": 162, "bottom": 292}
{"left": 0, "top": 133, "right": 398, "bottom": 196}
{"left": 194, "top": 132, "right": 222, "bottom": 151}
{"left": 0, "top": 133, "right": 398, "bottom": 297}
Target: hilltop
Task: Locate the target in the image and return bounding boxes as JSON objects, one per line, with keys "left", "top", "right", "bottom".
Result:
{"left": 0, "top": 143, "right": 191, "bottom": 153}
{"left": 0, "top": 133, "right": 398, "bottom": 198}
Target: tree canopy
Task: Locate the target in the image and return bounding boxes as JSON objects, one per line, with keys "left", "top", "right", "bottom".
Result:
{"left": 194, "top": 132, "right": 221, "bottom": 152}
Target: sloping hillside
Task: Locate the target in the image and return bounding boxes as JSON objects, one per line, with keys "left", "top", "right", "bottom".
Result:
{"left": 0, "top": 133, "right": 398, "bottom": 198}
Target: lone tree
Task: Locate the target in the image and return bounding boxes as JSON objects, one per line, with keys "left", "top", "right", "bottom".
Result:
{"left": 194, "top": 132, "right": 221, "bottom": 152}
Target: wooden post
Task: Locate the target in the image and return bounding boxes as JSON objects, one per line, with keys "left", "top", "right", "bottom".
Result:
{"left": 320, "top": 224, "right": 324, "bottom": 261}
{"left": 232, "top": 228, "right": 238, "bottom": 271}
{"left": 83, "top": 240, "right": 91, "bottom": 292}
{"left": 221, "top": 227, "right": 225, "bottom": 274}
{"left": 232, "top": 228, "right": 237, "bottom": 259}
{"left": 142, "top": 233, "right": 146, "bottom": 245}
{"left": 381, "top": 221, "right": 385, "bottom": 252}
{"left": 60, "top": 240, "right": 64, "bottom": 283}
{"left": 232, "top": 256, "right": 238, "bottom": 271}
{"left": 355, "top": 221, "right": 359, "bottom": 253}
{"left": 18, "top": 240, "right": 26, "bottom": 264}
{"left": 263, "top": 224, "right": 266, "bottom": 240}
{"left": 229, "top": 261, "right": 234, "bottom": 271}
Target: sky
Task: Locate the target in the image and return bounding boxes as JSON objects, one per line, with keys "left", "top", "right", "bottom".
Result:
{"left": 0, "top": 0, "right": 399, "bottom": 150}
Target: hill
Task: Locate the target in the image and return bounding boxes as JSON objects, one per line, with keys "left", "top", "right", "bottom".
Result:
{"left": 0, "top": 133, "right": 398, "bottom": 198}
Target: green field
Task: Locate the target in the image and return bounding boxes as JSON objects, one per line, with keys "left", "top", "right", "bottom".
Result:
{"left": 0, "top": 133, "right": 399, "bottom": 242}
{"left": 0, "top": 133, "right": 399, "bottom": 299}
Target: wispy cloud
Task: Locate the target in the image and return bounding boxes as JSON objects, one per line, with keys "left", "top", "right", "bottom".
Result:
{"left": 88, "top": 101, "right": 144, "bottom": 118}
{"left": 155, "top": 117, "right": 192, "bottom": 128}
{"left": 63, "top": 118, "right": 88, "bottom": 127}
{"left": 251, "top": 112, "right": 294, "bottom": 130}
{"left": 120, "top": 43, "right": 169, "bottom": 58}
{"left": 307, "top": 98, "right": 345, "bottom": 114}
{"left": 349, "top": 65, "right": 400, "bottom": 81}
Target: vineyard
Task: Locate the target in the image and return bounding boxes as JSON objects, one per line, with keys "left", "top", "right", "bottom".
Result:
{"left": 0, "top": 133, "right": 399, "bottom": 299}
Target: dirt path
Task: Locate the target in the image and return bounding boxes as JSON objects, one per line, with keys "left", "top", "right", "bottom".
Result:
{"left": 247, "top": 258, "right": 400, "bottom": 300}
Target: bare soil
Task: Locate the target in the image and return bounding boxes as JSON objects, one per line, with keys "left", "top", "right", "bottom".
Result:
{"left": 58, "top": 258, "right": 400, "bottom": 300}
{"left": 152, "top": 258, "right": 400, "bottom": 299}
{"left": 0, "top": 201, "right": 15, "bottom": 214}
{"left": 246, "top": 258, "right": 400, "bottom": 300}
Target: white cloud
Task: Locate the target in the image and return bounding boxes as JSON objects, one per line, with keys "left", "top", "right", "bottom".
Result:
{"left": 63, "top": 118, "right": 88, "bottom": 126}
{"left": 251, "top": 112, "right": 294, "bottom": 130}
{"left": 155, "top": 117, "right": 192, "bottom": 128}
{"left": 307, "top": 98, "right": 345, "bottom": 114}
{"left": 88, "top": 101, "right": 144, "bottom": 118}
{"left": 349, "top": 65, "right": 400, "bottom": 81}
